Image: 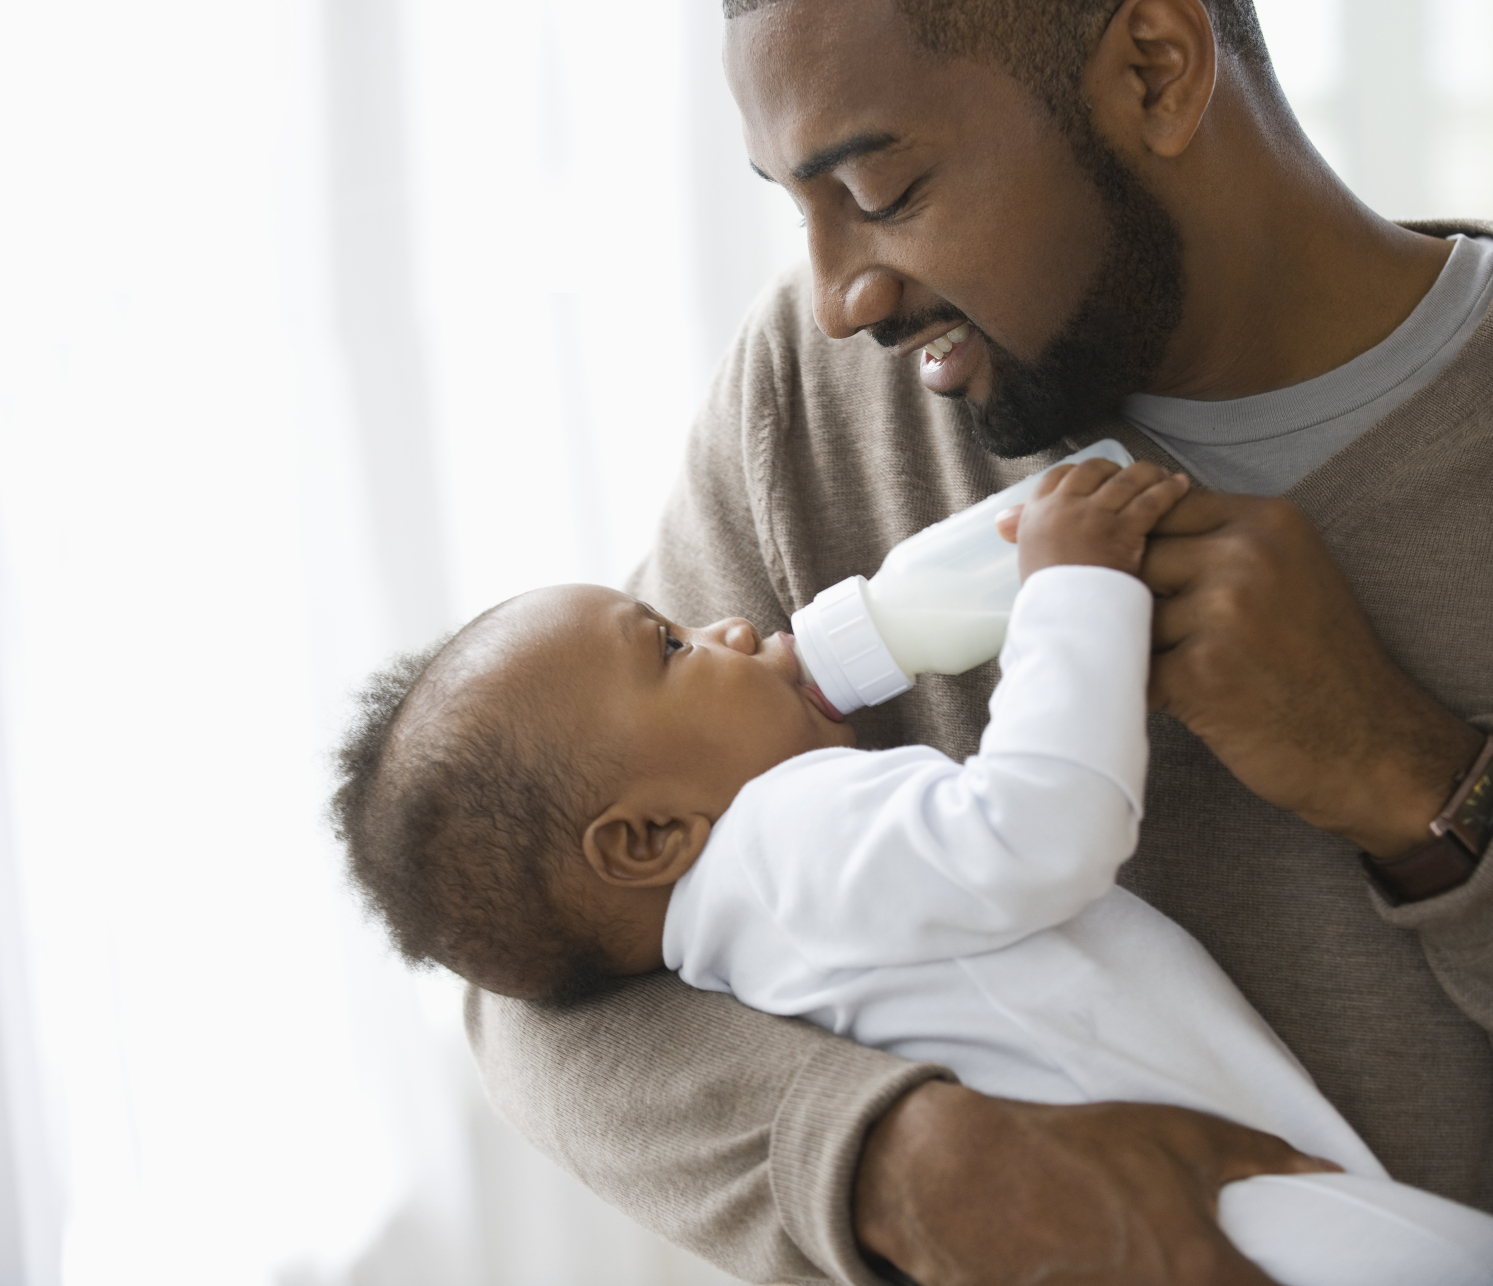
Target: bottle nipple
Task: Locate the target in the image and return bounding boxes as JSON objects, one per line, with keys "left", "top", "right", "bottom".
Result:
{"left": 787, "top": 633, "right": 847, "bottom": 722}
{"left": 789, "top": 576, "right": 914, "bottom": 716}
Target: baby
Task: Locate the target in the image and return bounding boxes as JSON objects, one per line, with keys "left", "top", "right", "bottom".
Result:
{"left": 333, "top": 459, "right": 1493, "bottom": 1286}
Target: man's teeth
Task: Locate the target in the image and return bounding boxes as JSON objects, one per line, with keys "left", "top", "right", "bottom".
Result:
{"left": 923, "top": 323, "right": 971, "bottom": 360}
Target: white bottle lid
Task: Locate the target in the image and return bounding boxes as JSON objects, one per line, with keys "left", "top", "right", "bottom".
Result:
{"left": 790, "top": 575, "right": 913, "bottom": 716}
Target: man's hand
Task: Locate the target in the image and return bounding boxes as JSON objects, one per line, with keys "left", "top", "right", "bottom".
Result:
{"left": 995, "top": 460, "right": 1190, "bottom": 580}
{"left": 854, "top": 1082, "right": 1332, "bottom": 1285}
{"left": 1142, "top": 491, "right": 1483, "bottom": 858}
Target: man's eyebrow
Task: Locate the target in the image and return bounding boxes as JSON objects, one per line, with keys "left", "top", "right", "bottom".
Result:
{"left": 750, "top": 131, "right": 900, "bottom": 185}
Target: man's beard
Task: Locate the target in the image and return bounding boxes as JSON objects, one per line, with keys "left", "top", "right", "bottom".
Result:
{"left": 879, "top": 122, "right": 1186, "bottom": 459}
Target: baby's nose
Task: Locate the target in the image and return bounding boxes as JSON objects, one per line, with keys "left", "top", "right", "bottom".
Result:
{"left": 713, "top": 618, "right": 760, "bottom": 654}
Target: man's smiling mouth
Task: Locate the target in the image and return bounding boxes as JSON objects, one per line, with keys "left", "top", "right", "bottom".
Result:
{"left": 868, "top": 309, "right": 983, "bottom": 396}
{"left": 917, "top": 321, "right": 983, "bottom": 396}
{"left": 921, "top": 321, "right": 971, "bottom": 363}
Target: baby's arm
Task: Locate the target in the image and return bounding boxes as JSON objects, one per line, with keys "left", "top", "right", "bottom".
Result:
{"left": 747, "top": 463, "right": 1190, "bottom": 968}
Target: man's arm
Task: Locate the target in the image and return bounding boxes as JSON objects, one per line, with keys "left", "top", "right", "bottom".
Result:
{"left": 464, "top": 975, "right": 948, "bottom": 1284}
{"left": 1143, "top": 492, "right": 1493, "bottom": 1034}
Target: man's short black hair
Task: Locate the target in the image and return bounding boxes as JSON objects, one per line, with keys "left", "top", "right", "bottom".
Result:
{"left": 725, "top": 0, "right": 1273, "bottom": 125}
{"left": 329, "top": 614, "right": 618, "bottom": 1004}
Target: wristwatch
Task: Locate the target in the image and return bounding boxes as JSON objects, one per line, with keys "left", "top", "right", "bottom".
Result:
{"left": 1363, "top": 734, "right": 1493, "bottom": 905}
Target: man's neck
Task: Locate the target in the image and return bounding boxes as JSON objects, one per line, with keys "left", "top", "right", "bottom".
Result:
{"left": 1139, "top": 84, "right": 1453, "bottom": 402}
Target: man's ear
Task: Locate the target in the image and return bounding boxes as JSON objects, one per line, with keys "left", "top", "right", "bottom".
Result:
{"left": 582, "top": 802, "right": 711, "bottom": 888}
{"left": 1085, "top": 0, "right": 1217, "bottom": 160}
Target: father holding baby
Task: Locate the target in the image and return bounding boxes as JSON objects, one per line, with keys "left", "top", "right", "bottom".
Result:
{"left": 466, "top": 1, "right": 1493, "bottom": 1282}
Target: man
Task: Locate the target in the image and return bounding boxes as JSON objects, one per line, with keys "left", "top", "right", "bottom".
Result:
{"left": 467, "top": 1, "right": 1493, "bottom": 1281}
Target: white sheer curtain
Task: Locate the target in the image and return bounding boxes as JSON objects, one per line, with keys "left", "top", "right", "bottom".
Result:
{"left": 0, "top": 2, "right": 1488, "bottom": 1284}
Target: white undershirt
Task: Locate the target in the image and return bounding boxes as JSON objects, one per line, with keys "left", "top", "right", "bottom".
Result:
{"left": 1122, "top": 234, "right": 1493, "bottom": 495}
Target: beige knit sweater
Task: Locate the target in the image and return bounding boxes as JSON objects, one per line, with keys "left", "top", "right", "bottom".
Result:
{"left": 467, "top": 221, "right": 1493, "bottom": 1285}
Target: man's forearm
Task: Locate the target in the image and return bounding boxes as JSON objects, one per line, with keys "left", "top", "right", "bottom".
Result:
{"left": 1314, "top": 696, "right": 1483, "bottom": 860}
{"left": 465, "top": 971, "right": 947, "bottom": 1285}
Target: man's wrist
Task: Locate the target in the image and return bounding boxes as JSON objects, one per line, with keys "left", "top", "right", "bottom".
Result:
{"left": 854, "top": 1081, "right": 976, "bottom": 1277}
{"left": 853, "top": 1080, "right": 941, "bottom": 1271}
{"left": 1363, "top": 733, "right": 1493, "bottom": 903}
{"left": 1333, "top": 715, "right": 1485, "bottom": 860}
{"left": 774, "top": 1046, "right": 953, "bottom": 1286}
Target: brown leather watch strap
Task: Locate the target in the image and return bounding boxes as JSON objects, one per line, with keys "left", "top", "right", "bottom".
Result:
{"left": 1362, "top": 832, "right": 1481, "bottom": 906}
{"left": 1363, "top": 734, "right": 1493, "bottom": 905}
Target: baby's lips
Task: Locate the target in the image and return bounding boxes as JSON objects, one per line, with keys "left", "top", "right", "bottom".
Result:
{"left": 806, "top": 685, "right": 846, "bottom": 722}
{"left": 784, "top": 632, "right": 846, "bottom": 723}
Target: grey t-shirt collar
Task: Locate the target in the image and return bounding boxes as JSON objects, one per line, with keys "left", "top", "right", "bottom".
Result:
{"left": 1121, "top": 234, "right": 1493, "bottom": 495}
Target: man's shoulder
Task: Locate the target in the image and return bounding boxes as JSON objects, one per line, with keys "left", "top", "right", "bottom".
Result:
{"left": 1400, "top": 218, "right": 1493, "bottom": 241}
{"left": 1398, "top": 218, "right": 1493, "bottom": 420}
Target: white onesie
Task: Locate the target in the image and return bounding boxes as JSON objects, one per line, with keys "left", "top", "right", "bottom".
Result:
{"left": 663, "top": 565, "right": 1493, "bottom": 1286}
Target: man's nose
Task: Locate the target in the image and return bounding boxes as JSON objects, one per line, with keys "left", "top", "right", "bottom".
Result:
{"left": 808, "top": 222, "right": 900, "bottom": 340}
{"left": 700, "top": 617, "right": 760, "bottom": 654}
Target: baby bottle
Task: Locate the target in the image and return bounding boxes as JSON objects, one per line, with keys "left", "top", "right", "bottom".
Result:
{"left": 790, "top": 439, "right": 1133, "bottom": 715}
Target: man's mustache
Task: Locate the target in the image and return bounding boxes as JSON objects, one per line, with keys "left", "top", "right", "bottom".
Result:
{"left": 869, "top": 306, "right": 969, "bottom": 350}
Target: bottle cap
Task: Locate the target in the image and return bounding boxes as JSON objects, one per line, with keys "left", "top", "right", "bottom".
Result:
{"left": 789, "top": 575, "right": 914, "bottom": 716}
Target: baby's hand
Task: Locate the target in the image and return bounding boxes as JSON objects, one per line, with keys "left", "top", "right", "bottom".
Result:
{"left": 995, "top": 459, "right": 1190, "bottom": 580}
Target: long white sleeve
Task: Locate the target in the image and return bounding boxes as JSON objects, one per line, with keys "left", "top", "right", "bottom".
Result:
{"left": 666, "top": 564, "right": 1153, "bottom": 976}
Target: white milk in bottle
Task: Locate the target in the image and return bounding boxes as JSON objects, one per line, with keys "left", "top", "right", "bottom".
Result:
{"left": 790, "top": 439, "right": 1133, "bottom": 715}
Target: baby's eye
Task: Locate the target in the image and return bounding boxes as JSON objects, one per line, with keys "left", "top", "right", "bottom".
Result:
{"left": 664, "top": 632, "right": 685, "bottom": 656}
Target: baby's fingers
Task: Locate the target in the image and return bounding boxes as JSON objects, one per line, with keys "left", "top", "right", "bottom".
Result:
{"left": 1047, "top": 457, "right": 1122, "bottom": 498}
{"left": 1122, "top": 470, "right": 1191, "bottom": 529}
{"left": 1029, "top": 462, "right": 1078, "bottom": 500}
{"left": 1085, "top": 460, "right": 1174, "bottom": 509}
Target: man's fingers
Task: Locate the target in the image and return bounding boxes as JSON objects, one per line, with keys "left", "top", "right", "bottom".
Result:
{"left": 1150, "top": 590, "right": 1214, "bottom": 652}
{"left": 1141, "top": 527, "right": 1216, "bottom": 598}
{"left": 1201, "top": 1116, "right": 1339, "bottom": 1186}
{"left": 1146, "top": 487, "right": 1237, "bottom": 536}
{"left": 1051, "top": 1103, "right": 1317, "bottom": 1285}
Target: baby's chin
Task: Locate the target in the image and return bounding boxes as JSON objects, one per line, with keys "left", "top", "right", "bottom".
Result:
{"left": 820, "top": 716, "right": 857, "bottom": 750}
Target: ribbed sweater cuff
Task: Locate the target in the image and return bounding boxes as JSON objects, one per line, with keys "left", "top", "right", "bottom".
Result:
{"left": 770, "top": 1044, "right": 954, "bottom": 1286}
{"left": 1368, "top": 717, "right": 1493, "bottom": 1026}
{"left": 1371, "top": 715, "right": 1493, "bottom": 937}
{"left": 1371, "top": 827, "right": 1493, "bottom": 936}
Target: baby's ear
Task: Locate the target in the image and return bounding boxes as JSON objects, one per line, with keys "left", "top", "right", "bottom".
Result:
{"left": 583, "top": 806, "right": 710, "bottom": 888}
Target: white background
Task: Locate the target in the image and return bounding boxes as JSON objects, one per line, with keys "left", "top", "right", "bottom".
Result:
{"left": 0, "top": 1, "right": 1490, "bottom": 1283}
